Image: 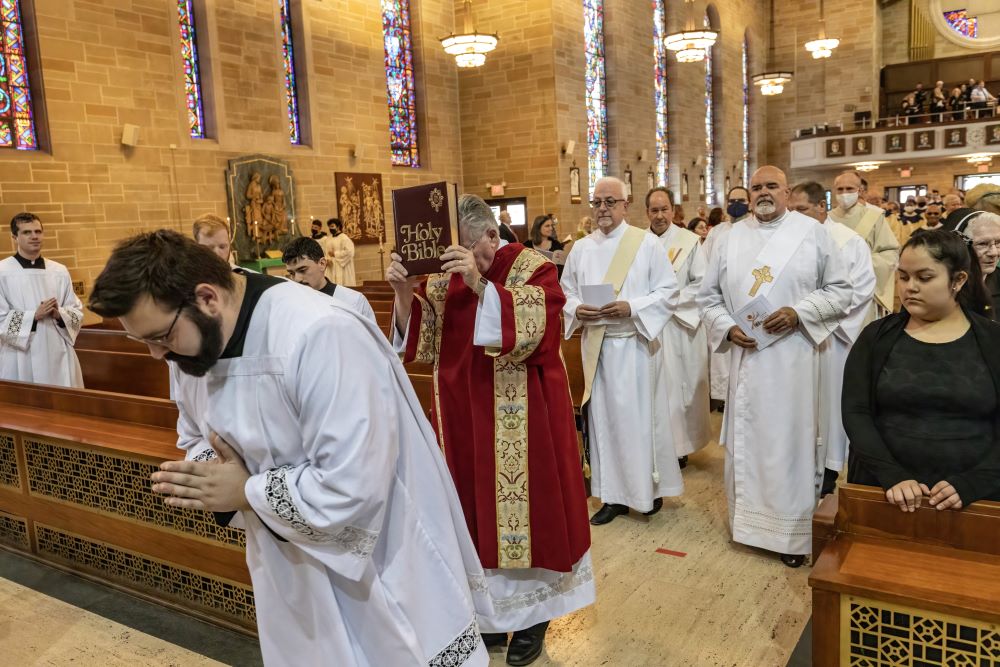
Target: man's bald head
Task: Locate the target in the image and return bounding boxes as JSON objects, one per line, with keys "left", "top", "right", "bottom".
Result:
{"left": 833, "top": 171, "right": 862, "bottom": 191}
{"left": 749, "top": 166, "right": 789, "bottom": 223}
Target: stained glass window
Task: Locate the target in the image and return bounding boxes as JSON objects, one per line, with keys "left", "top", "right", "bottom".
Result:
{"left": 742, "top": 34, "right": 749, "bottom": 187}
{"left": 0, "top": 0, "right": 36, "bottom": 150}
{"left": 381, "top": 0, "right": 419, "bottom": 167}
{"left": 584, "top": 0, "right": 608, "bottom": 196}
{"left": 653, "top": 0, "right": 668, "bottom": 188}
{"left": 943, "top": 9, "right": 978, "bottom": 38}
{"left": 703, "top": 14, "right": 715, "bottom": 204}
{"left": 279, "top": 0, "right": 301, "bottom": 145}
{"left": 177, "top": 0, "right": 205, "bottom": 139}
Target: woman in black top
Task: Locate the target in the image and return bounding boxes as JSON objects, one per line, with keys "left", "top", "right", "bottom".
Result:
{"left": 844, "top": 230, "right": 1000, "bottom": 512}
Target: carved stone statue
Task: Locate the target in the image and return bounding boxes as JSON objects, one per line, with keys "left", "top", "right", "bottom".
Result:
{"left": 244, "top": 172, "right": 264, "bottom": 241}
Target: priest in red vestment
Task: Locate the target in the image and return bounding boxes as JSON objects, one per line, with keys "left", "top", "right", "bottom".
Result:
{"left": 389, "top": 194, "right": 594, "bottom": 667}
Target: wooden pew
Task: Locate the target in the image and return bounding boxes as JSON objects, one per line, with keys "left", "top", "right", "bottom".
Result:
{"left": 75, "top": 329, "right": 148, "bottom": 354}
{"left": 809, "top": 484, "right": 1000, "bottom": 666}
{"left": 76, "top": 349, "right": 171, "bottom": 399}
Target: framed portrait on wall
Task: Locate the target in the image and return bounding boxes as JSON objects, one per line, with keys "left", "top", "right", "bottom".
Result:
{"left": 987, "top": 125, "right": 1000, "bottom": 146}
{"left": 886, "top": 133, "right": 907, "bottom": 153}
{"left": 825, "top": 139, "right": 845, "bottom": 158}
{"left": 945, "top": 127, "right": 967, "bottom": 148}
{"left": 569, "top": 165, "right": 581, "bottom": 204}
{"left": 852, "top": 136, "right": 872, "bottom": 156}
{"left": 914, "top": 130, "right": 935, "bottom": 151}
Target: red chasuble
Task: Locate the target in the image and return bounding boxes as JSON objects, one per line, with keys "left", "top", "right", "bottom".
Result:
{"left": 402, "top": 244, "right": 590, "bottom": 572}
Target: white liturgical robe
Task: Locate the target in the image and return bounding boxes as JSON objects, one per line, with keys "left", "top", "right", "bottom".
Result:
{"left": 323, "top": 233, "right": 357, "bottom": 286}
{"left": 202, "top": 281, "right": 490, "bottom": 666}
{"left": 817, "top": 221, "right": 876, "bottom": 473}
{"left": 652, "top": 226, "right": 711, "bottom": 456}
{"left": 0, "top": 255, "right": 83, "bottom": 387}
{"left": 703, "top": 220, "right": 735, "bottom": 401}
{"left": 698, "top": 211, "right": 851, "bottom": 555}
{"left": 561, "top": 221, "right": 682, "bottom": 512}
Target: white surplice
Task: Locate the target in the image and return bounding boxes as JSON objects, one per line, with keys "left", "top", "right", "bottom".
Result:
{"left": 817, "top": 221, "right": 876, "bottom": 473}
{"left": 323, "top": 233, "right": 357, "bottom": 286}
{"left": 561, "top": 222, "right": 682, "bottom": 512}
{"left": 0, "top": 256, "right": 83, "bottom": 387}
{"left": 703, "top": 220, "right": 736, "bottom": 401}
{"left": 201, "top": 282, "right": 489, "bottom": 667}
{"left": 697, "top": 211, "right": 851, "bottom": 555}
{"left": 652, "top": 226, "right": 711, "bottom": 456}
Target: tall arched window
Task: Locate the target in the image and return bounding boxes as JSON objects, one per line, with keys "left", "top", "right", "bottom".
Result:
{"left": 381, "top": 0, "right": 419, "bottom": 167}
{"left": 279, "top": 0, "right": 301, "bottom": 145}
{"left": 583, "top": 0, "right": 607, "bottom": 196}
{"left": 177, "top": 0, "right": 206, "bottom": 139}
{"left": 653, "top": 0, "right": 668, "bottom": 187}
{"left": 703, "top": 12, "right": 716, "bottom": 204}
{"left": 1, "top": 0, "right": 37, "bottom": 150}
{"left": 742, "top": 33, "right": 750, "bottom": 186}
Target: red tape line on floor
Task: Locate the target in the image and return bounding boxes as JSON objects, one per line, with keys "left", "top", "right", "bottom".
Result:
{"left": 655, "top": 548, "right": 687, "bottom": 558}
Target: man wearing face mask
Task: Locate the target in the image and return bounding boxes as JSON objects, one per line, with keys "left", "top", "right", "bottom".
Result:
{"left": 646, "top": 187, "right": 711, "bottom": 468}
{"left": 697, "top": 166, "right": 851, "bottom": 568}
{"left": 828, "top": 170, "right": 900, "bottom": 321}
{"left": 561, "top": 176, "right": 682, "bottom": 527}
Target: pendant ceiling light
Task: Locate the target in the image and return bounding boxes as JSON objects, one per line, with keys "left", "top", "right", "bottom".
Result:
{"left": 663, "top": 0, "right": 717, "bottom": 64}
{"left": 753, "top": 0, "right": 793, "bottom": 96}
{"left": 804, "top": 0, "right": 840, "bottom": 59}
{"left": 440, "top": 0, "right": 498, "bottom": 68}
{"left": 852, "top": 162, "right": 884, "bottom": 172}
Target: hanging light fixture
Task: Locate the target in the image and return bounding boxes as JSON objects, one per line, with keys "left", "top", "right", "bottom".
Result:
{"left": 440, "top": 0, "right": 498, "bottom": 69}
{"left": 753, "top": 0, "right": 793, "bottom": 96}
{"left": 804, "top": 0, "right": 840, "bottom": 59}
{"left": 852, "top": 162, "right": 884, "bottom": 172}
{"left": 663, "top": 0, "right": 717, "bottom": 64}
{"left": 965, "top": 153, "right": 995, "bottom": 166}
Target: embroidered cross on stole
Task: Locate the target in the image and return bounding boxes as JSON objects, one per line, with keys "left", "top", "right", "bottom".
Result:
{"left": 749, "top": 265, "right": 773, "bottom": 297}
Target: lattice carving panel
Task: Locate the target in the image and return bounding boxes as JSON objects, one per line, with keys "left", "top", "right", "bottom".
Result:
{"left": 0, "top": 431, "right": 20, "bottom": 489}
{"left": 24, "top": 438, "right": 244, "bottom": 548}
{"left": 0, "top": 511, "right": 29, "bottom": 551}
{"left": 36, "top": 524, "right": 255, "bottom": 627}
{"left": 843, "top": 596, "right": 1000, "bottom": 666}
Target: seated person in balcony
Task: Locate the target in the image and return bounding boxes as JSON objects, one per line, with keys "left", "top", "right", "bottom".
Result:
{"left": 929, "top": 81, "right": 947, "bottom": 122}
{"left": 843, "top": 230, "right": 1000, "bottom": 512}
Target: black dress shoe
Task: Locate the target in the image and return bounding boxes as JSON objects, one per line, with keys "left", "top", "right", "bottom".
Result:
{"left": 642, "top": 497, "right": 663, "bottom": 516}
{"left": 678, "top": 455, "right": 688, "bottom": 469}
{"left": 482, "top": 632, "right": 508, "bottom": 648}
{"left": 506, "top": 621, "right": 549, "bottom": 666}
{"left": 781, "top": 553, "right": 806, "bottom": 568}
{"left": 589, "top": 503, "right": 629, "bottom": 525}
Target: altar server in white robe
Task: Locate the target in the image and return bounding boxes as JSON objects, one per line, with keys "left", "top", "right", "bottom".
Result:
{"left": 0, "top": 213, "right": 83, "bottom": 387}
{"left": 645, "top": 187, "right": 711, "bottom": 463}
{"left": 704, "top": 187, "right": 752, "bottom": 405}
{"left": 90, "top": 230, "right": 491, "bottom": 667}
{"left": 698, "top": 167, "right": 851, "bottom": 567}
{"left": 790, "top": 182, "right": 876, "bottom": 496}
{"left": 561, "top": 177, "right": 681, "bottom": 525}
{"left": 324, "top": 218, "right": 357, "bottom": 287}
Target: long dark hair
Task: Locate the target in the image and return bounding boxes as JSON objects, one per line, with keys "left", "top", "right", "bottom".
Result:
{"left": 707, "top": 207, "right": 724, "bottom": 226}
{"left": 529, "top": 215, "right": 551, "bottom": 246}
{"left": 904, "top": 229, "right": 989, "bottom": 316}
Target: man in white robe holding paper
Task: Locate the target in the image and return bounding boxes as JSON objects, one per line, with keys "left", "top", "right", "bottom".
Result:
{"left": 561, "top": 177, "right": 681, "bottom": 525}
{"left": 89, "top": 230, "right": 491, "bottom": 667}
{"left": 698, "top": 166, "right": 851, "bottom": 567}
{"left": 790, "top": 181, "right": 876, "bottom": 496}
{"left": 645, "top": 187, "right": 711, "bottom": 465}
{"left": 0, "top": 213, "right": 83, "bottom": 387}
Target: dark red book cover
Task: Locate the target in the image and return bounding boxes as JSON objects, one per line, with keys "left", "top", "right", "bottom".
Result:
{"left": 391, "top": 181, "right": 459, "bottom": 276}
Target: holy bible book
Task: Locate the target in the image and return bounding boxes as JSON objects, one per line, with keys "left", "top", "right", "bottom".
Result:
{"left": 391, "top": 181, "right": 460, "bottom": 276}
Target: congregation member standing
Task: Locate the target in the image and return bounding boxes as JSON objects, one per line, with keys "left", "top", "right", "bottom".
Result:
{"left": 323, "top": 218, "right": 357, "bottom": 286}
{"left": 965, "top": 213, "right": 1000, "bottom": 316}
{"left": 389, "top": 195, "right": 593, "bottom": 666}
{"left": 844, "top": 231, "right": 1000, "bottom": 511}
{"left": 789, "top": 182, "right": 876, "bottom": 496}
{"left": 0, "top": 213, "right": 83, "bottom": 387}
{"left": 828, "top": 170, "right": 899, "bottom": 320}
{"left": 90, "top": 230, "right": 492, "bottom": 667}
{"left": 560, "top": 177, "right": 682, "bottom": 525}
{"left": 646, "top": 187, "right": 711, "bottom": 467}
{"left": 698, "top": 167, "right": 850, "bottom": 567}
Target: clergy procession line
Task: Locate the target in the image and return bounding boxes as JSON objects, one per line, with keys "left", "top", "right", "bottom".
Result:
{"left": 3, "top": 165, "right": 1000, "bottom": 666}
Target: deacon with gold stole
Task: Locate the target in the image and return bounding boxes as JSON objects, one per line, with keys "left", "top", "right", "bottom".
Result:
{"left": 560, "top": 177, "right": 682, "bottom": 526}
{"left": 698, "top": 166, "right": 851, "bottom": 568}
{"left": 828, "top": 170, "right": 899, "bottom": 320}
{"left": 389, "top": 194, "right": 593, "bottom": 666}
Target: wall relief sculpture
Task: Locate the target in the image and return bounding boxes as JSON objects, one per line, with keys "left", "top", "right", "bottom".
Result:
{"left": 334, "top": 172, "right": 386, "bottom": 245}
{"left": 226, "top": 155, "right": 300, "bottom": 260}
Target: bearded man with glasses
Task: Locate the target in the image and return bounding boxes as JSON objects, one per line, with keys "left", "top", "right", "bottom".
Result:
{"left": 560, "top": 176, "right": 683, "bottom": 526}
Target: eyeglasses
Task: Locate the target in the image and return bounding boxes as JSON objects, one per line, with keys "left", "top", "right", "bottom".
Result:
{"left": 589, "top": 198, "right": 626, "bottom": 210}
{"left": 125, "top": 305, "right": 183, "bottom": 346}
{"left": 973, "top": 239, "right": 1000, "bottom": 253}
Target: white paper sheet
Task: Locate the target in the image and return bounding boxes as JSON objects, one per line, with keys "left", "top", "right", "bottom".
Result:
{"left": 581, "top": 283, "right": 616, "bottom": 307}
{"left": 731, "top": 295, "right": 789, "bottom": 350}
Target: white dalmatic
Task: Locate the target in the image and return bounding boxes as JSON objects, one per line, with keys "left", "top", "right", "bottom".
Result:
{"left": 203, "top": 283, "right": 490, "bottom": 667}
{"left": 0, "top": 256, "right": 83, "bottom": 387}
{"left": 324, "top": 233, "right": 357, "bottom": 286}
{"left": 561, "top": 222, "right": 682, "bottom": 512}
{"left": 653, "top": 226, "right": 711, "bottom": 456}
{"left": 698, "top": 211, "right": 850, "bottom": 555}
{"left": 817, "top": 221, "right": 876, "bottom": 474}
